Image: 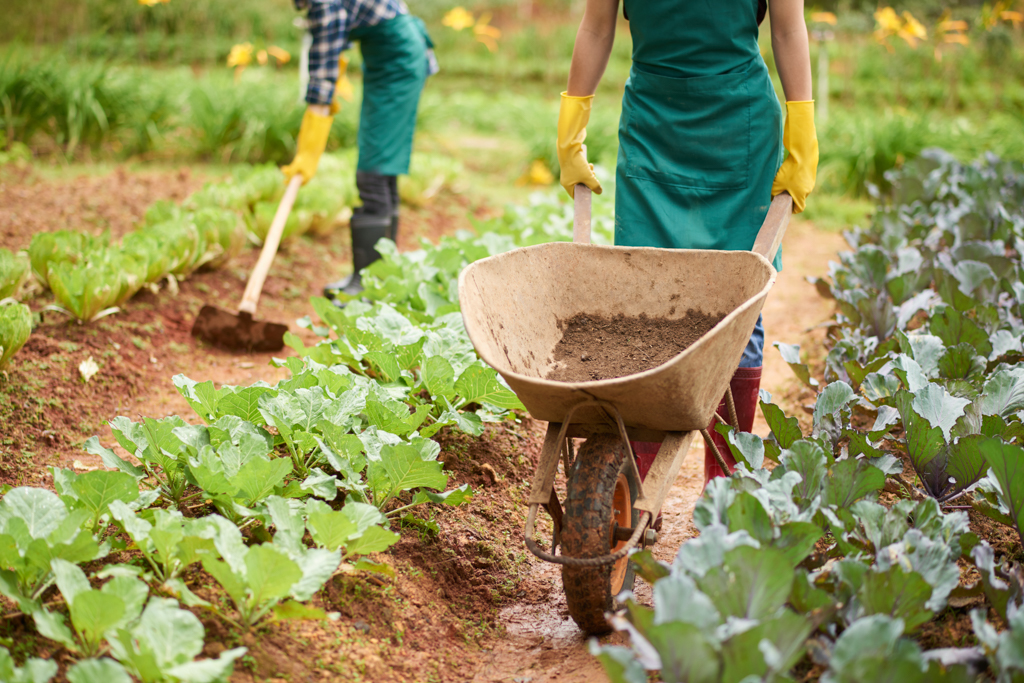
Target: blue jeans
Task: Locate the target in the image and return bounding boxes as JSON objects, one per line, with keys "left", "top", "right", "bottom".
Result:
{"left": 740, "top": 315, "right": 764, "bottom": 368}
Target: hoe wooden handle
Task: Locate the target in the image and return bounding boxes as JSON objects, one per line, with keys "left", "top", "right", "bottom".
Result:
{"left": 752, "top": 192, "right": 793, "bottom": 263}
{"left": 573, "top": 185, "right": 592, "bottom": 245}
{"left": 239, "top": 174, "right": 302, "bottom": 315}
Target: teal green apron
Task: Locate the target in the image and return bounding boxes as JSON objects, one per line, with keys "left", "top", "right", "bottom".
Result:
{"left": 348, "top": 14, "right": 434, "bottom": 176}
{"left": 615, "top": 0, "right": 784, "bottom": 271}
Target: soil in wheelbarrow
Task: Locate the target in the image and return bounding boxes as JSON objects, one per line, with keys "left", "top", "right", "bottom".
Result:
{"left": 546, "top": 309, "right": 726, "bottom": 382}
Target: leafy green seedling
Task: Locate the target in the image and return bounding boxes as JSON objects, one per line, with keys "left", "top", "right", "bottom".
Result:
{"left": 199, "top": 517, "right": 339, "bottom": 629}
{"left": 0, "top": 645, "right": 57, "bottom": 683}
{"left": 0, "top": 302, "right": 32, "bottom": 372}
{"left": 108, "top": 502, "right": 214, "bottom": 582}
{"left": 52, "top": 468, "right": 146, "bottom": 532}
{"left": 32, "top": 560, "right": 147, "bottom": 657}
{"left": 304, "top": 500, "right": 399, "bottom": 558}
{"left": 0, "top": 488, "right": 105, "bottom": 611}
{"left": 66, "top": 658, "right": 132, "bottom": 683}
{"left": 979, "top": 440, "right": 1024, "bottom": 548}
{"left": 102, "top": 416, "right": 194, "bottom": 506}
{"left": 107, "top": 596, "right": 245, "bottom": 683}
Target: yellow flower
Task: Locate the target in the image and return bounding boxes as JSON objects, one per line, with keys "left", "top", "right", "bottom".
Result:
{"left": 227, "top": 42, "right": 254, "bottom": 68}
{"left": 473, "top": 12, "right": 501, "bottom": 52}
{"left": 811, "top": 11, "right": 837, "bottom": 25}
{"left": 982, "top": 1, "right": 1015, "bottom": 29}
{"left": 267, "top": 45, "right": 291, "bottom": 64}
{"left": 874, "top": 7, "right": 902, "bottom": 33}
{"left": 516, "top": 160, "right": 554, "bottom": 187}
{"left": 939, "top": 19, "right": 969, "bottom": 32}
{"left": 442, "top": 7, "right": 475, "bottom": 31}
{"left": 257, "top": 49, "right": 268, "bottom": 66}
{"left": 898, "top": 11, "right": 927, "bottom": 48}
{"left": 1002, "top": 10, "right": 1024, "bottom": 28}
{"left": 138, "top": 0, "right": 170, "bottom": 5}
{"left": 873, "top": 7, "right": 902, "bottom": 48}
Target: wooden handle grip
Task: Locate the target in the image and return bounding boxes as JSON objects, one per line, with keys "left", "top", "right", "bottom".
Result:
{"left": 238, "top": 174, "right": 302, "bottom": 315}
{"left": 751, "top": 192, "right": 792, "bottom": 263}
{"left": 573, "top": 185, "right": 592, "bottom": 245}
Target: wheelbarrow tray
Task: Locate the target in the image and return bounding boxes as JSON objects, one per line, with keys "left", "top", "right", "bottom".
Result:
{"left": 458, "top": 244, "right": 776, "bottom": 432}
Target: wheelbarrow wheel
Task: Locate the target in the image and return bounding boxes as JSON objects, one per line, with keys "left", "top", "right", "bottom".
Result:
{"left": 561, "top": 434, "right": 640, "bottom": 634}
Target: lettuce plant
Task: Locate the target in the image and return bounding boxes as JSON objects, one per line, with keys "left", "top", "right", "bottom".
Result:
{"left": 0, "top": 301, "right": 32, "bottom": 372}
{"left": 0, "top": 248, "right": 30, "bottom": 300}
{"left": 27, "top": 230, "right": 109, "bottom": 289}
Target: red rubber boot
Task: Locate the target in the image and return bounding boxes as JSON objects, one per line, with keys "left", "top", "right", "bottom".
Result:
{"left": 704, "top": 367, "right": 762, "bottom": 488}
{"left": 630, "top": 441, "right": 662, "bottom": 531}
{"left": 631, "top": 441, "right": 660, "bottom": 481}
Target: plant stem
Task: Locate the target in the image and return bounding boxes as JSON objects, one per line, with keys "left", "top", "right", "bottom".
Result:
{"left": 385, "top": 500, "right": 422, "bottom": 518}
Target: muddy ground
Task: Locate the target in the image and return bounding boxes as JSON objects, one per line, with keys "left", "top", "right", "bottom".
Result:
{"left": 1, "top": 165, "right": 850, "bottom": 682}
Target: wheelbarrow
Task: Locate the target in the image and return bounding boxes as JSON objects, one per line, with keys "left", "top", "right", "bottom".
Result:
{"left": 457, "top": 186, "right": 792, "bottom": 634}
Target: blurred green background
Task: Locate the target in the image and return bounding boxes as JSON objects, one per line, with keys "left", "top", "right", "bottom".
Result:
{"left": 2, "top": 0, "right": 1023, "bottom": 225}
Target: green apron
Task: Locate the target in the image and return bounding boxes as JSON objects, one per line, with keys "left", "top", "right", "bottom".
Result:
{"left": 615, "top": 0, "right": 784, "bottom": 271}
{"left": 348, "top": 14, "right": 433, "bottom": 176}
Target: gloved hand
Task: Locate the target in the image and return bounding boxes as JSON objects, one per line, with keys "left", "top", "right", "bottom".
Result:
{"left": 282, "top": 106, "right": 336, "bottom": 185}
{"left": 771, "top": 100, "right": 818, "bottom": 214}
{"left": 557, "top": 92, "right": 603, "bottom": 199}
{"left": 335, "top": 53, "right": 354, "bottom": 104}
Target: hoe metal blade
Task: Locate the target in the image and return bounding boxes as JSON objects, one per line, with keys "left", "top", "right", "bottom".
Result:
{"left": 191, "top": 305, "right": 287, "bottom": 353}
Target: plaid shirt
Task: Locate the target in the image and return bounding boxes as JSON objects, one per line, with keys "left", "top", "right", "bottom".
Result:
{"left": 296, "top": 0, "right": 417, "bottom": 105}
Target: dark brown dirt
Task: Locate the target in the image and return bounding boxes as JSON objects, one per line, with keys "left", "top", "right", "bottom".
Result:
{"left": 0, "top": 166, "right": 202, "bottom": 244}
{"left": 546, "top": 310, "right": 726, "bottom": 382}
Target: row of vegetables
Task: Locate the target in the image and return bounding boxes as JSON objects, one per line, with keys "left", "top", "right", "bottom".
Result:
{"left": 596, "top": 150, "right": 1024, "bottom": 682}
{"left": 0, "top": 150, "right": 469, "bottom": 375}
{"left": 0, "top": 176, "right": 612, "bottom": 681}
{"left": 0, "top": 153, "right": 358, "bottom": 382}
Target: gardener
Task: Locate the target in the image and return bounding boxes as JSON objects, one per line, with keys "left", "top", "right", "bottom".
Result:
{"left": 557, "top": 0, "right": 818, "bottom": 487}
{"left": 283, "top": 0, "right": 438, "bottom": 298}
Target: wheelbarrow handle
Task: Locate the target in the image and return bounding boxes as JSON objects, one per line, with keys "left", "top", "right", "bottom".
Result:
{"left": 752, "top": 191, "right": 793, "bottom": 263}
{"left": 573, "top": 185, "right": 591, "bottom": 245}
{"left": 576, "top": 186, "right": 791, "bottom": 260}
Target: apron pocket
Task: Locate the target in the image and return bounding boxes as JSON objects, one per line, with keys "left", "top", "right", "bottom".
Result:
{"left": 622, "top": 68, "right": 751, "bottom": 191}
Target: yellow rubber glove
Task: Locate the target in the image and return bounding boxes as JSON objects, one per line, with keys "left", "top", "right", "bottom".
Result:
{"left": 557, "top": 92, "right": 603, "bottom": 199}
{"left": 335, "top": 54, "right": 354, "bottom": 104}
{"left": 771, "top": 100, "right": 818, "bottom": 214}
{"left": 282, "top": 107, "right": 335, "bottom": 185}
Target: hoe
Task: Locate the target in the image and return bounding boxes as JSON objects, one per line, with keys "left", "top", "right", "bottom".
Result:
{"left": 191, "top": 175, "right": 301, "bottom": 352}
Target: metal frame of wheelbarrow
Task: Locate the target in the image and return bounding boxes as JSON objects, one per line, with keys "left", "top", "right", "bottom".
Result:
{"left": 518, "top": 188, "right": 793, "bottom": 569}
{"left": 522, "top": 400, "right": 742, "bottom": 567}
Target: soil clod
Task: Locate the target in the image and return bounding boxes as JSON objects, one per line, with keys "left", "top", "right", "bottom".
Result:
{"left": 546, "top": 310, "right": 726, "bottom": 382}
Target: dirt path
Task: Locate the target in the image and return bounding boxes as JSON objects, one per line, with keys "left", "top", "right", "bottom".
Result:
{"left": 473, "top": 218, "right": 847, "bottom": 682}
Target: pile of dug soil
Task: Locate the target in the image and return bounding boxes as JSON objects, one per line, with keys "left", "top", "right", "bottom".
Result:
{"left": 546, "top": 310, "right": 726, "bottom": 382}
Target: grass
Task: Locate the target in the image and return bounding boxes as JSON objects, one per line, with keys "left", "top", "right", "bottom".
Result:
{"left": 798, "top": 192, "right": 876, "bottom": 233}
{"left": 2, "top": 3, "right": 1023, "bottom": 213}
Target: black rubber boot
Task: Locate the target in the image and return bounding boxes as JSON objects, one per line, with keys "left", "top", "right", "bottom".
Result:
{"left": 322, "top": 211, "right": 391, "bottom": 298}
{"left": 388, "top": 210, "right": 399, "bottom": 245}
{"left": 387, "top": 175, "right": 399, "bottom": 245}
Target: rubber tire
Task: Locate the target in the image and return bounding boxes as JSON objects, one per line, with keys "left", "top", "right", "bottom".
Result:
{"left": 560, "top": 434, "right": 640, "bottom": 634}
